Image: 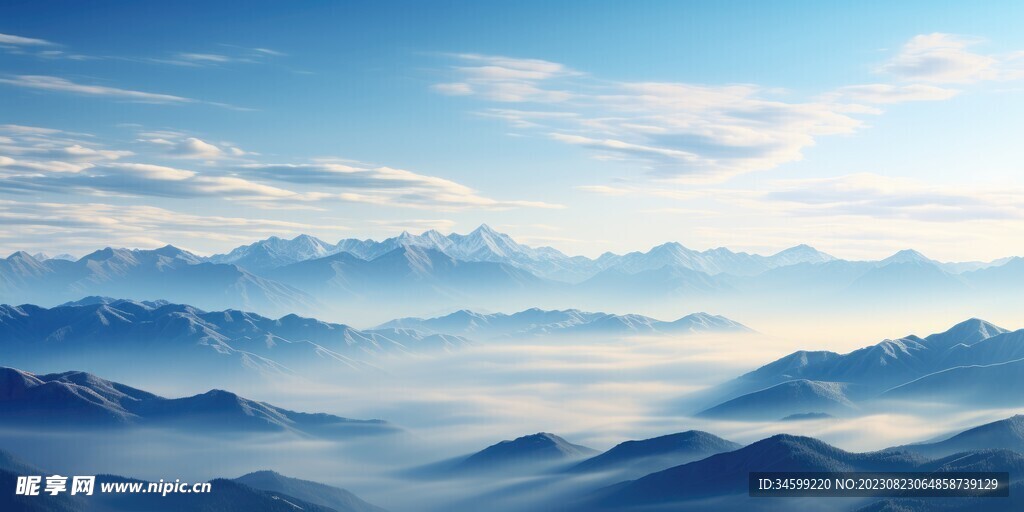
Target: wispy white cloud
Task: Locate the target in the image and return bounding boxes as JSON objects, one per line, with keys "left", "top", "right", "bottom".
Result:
{"left": 575, "top": 185, "right": 634, "bottom": 197}
{"left": 237, "top": 163, "right": 565, "bottom": 210}
{"left": 764, "top": 173, "right": 1024, "bottom": 222}
{"left": 433, "top": 54, "right": 872, "bottom": 181}
{"left": 0, "top": 32, "right": 54, "bottom": 46}
{"left": 577, "top": 174, "right": 1024, "bottom": 261}
{"left": 0, "top": 75, "right": 250, "bottom": 110}
{"left": 432, "top": 82, "right": 474, "bottom": 96}
{"left": 0, "top": 161, "right": 314, "bottom": 202}
{"left": 252, "top": 47, "right": 287, "bottom": 57}
{"left": 176, "top": 52, "right": 232, "bottom": 63}
{"left": 581, "top": 173, "right": 1024, "bottom": 224}
{"left": 0, "top": 124, "right": 132, "bottom": 165}
{"left": 2, "top": 30, "right": 287, "bottom": 69}
{"left": 0, "top": 156, "right": 93, "bottom": 174}
{"left": 432, "top": 39, "right": 1022, "bottom": 182}
{"left": 162, "top": 46, "right": 287, "bottom": 67}
{"left": 550, "top": 133, "right": 702, "bottom": 167}
{"left": 0, "top": 75, "right": 194, "bottom": 103}
{"left": 366, "top": 219, "right": 458, "bottom": 234}
{"left": 879, "top": 33, "right": 998, "bottom": 83}
{"left": 0, "top": 124, "right": 560, "bottom": 212}
{"left": 0, "top": 124, "right": 62, "bottom": 135}
{"left": 165, "top": 137, "right": 247, "bottom": 159}
{"left": 0, "top": 143, "right": 132, "bottom": 162}
{"left": 434, "top": 53, "right": 577, "bottom": 103}
{"left": 826, "top": 84, "right": 960, "bottom": 104}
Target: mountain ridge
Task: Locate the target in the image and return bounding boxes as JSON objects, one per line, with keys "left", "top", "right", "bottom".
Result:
{"left": 0, "top": 298, "right": 472, "bottom": 376}
{"left": 0, "top": 367, "right": 394, "bottom": 437}
{"left": 695, "top": 318, "right": 1024, "bottom": 418}
{"left": 376, "top": 308, "right": 750, "bottom": 338}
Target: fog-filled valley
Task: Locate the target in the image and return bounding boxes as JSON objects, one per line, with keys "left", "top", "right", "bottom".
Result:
{"left": 3, "top": 231, "right": 1024, "bottom": 511}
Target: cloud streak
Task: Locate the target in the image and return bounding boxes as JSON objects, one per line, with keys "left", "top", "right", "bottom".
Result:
{"left": 431, "top": 55, "right": 888, "bottom": 181}
{"left": 434, "top": 53, "right": 577, "bottom": 103}
{"left": 0, "top": 75, "right": 248, "bottom": 110}
{"left": 764, "top": 173, "right": 1024, "bottom": 222}
{"left": 0, "top": 75, "right": 194, "bottom": 103}
{"left": 879, "top": 33, "right": 998, "bottom": 83}
{"left": 826, "top": 84, "right": 960, "bottom": 104}
{"left": 0, "top": 125, "right": 561, "bottom": 212}
{"left": 237, "top": 163, "right": 564, "bottom": 210}
{"left": 0, "top": 32, "right": 54, "bottom": 46}
{"left": 432, "top": 37, "right": 1021, "bottom": 182}
{"left": 0, "top": 161, "right": 312, "bottom": 201}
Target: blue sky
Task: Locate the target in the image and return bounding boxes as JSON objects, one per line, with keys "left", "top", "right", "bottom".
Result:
{"left": 2, "top": 1, "right": 1024, "bottom": 260}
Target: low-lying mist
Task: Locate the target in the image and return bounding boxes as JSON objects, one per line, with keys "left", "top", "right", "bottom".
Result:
{"left": 5, "top": 322, "right": 1023, "bottom": 512}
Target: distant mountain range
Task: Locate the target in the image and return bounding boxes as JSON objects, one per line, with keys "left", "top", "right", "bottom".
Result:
{"left": 0, "top": 367, "right": 393, "bottom": 438}
{"left": 0, "top": 298, "right": 471, "bottom": 376}
{"left": 0, "top": 447, "right": 387, "bottom": 512}
{"left": 262, "top": 244, "right": 548, "bottom": 306}
{"left": 6, "top": 225, "right": 1022, "bottom": 320}
{"left": 213, "top": 226, "right": 591, "bottom": 282}
{"left": 201, "top": 227, "right": 1016, "bottom": 286}
{"left": 377, "top": 309, "right": 750, "bottom": 339}
{"left": 693, "top": 318, "right": 1024, "bottom": 420}
{"left": 0, "top": 299, "right": 741, "bottom": 379}
{"left": 0, "top": 246, "right": 316, "bottom": 316}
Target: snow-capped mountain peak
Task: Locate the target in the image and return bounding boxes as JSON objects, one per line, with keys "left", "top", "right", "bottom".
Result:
{"left": 881, "top": 249, "right": 934, "bottom": 266}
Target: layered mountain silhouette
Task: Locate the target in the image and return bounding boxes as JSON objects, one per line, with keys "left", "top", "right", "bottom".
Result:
{"left": 576, "top": 264, "right": 732, "bottom": 298}
{"left": 881, "top": 358, "right": 1024, "bottom": 405}
{"left": 0, "top": 298, "right": 470, "bottom": 375}
{"left": 377, "top": 308, "right": 749, "bottom": 339}
{"left": 844, "top": 251, "right": 968, "bottom": 295}
{"left": 894, "top": 415, "right": 1024, "bottom": 458}
{"left": 595, "top": 242, "right": 834, "bottom": 278}
{"left": 9, "top": 225, "right": 1021, "bottom": 321}
{"left": 590, "top": 435, "right": 925, "bottom": 508}
{"left": 697, "top": 318, "right": 1024, "bottom": 418}
{"left": 0, "top": 367, "right": 393, "bottom": 437}
{"left": 217, "top": 225, "right": 596, "bottom": 283}
{"left": 0, "top": 247, "right": 315, "bottom": 317}
{"left": 412, "top": 417, "right": 1024, "bottom": 511}
{"left": 593, "top": 436, "right": 1024, "bottom": 512}
{"left": 264, "top": 245, "right": 547, "bottom": 303}
{"left": 567, "top": 431, "right": 741, "bottom": 479}
{"left": 6, "top": 407, "right": 1024, "bottom": 512}
{"left": 212, "top": 226, "right": 830, "bottom": 284}
{"left": 697, "top": 380, "right": 857, "bottom": 420}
